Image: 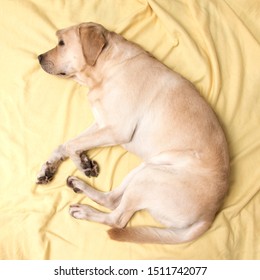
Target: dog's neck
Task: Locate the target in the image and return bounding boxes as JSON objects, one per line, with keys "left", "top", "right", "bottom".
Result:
{"left": 73, "top": 33, "right": 145, "bottom": 89}
{"left": 73, "top": 67, "right": 99, "bottom": 88}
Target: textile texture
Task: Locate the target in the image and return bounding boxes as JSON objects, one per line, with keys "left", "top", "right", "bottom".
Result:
{"left": 0, "top": 0, "right": 259, "bottom": 259}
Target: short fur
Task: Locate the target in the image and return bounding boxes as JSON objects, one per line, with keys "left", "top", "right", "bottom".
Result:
{"left": 37, "top": 22, "right": 229, "bottom": 244}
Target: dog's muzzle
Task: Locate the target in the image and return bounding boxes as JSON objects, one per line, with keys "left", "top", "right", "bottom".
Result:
{"left": 38, "top": 54, "right": 56, "bottom": 74}
{"left": 38, "top": 54, "right": 66, "bottom": 76}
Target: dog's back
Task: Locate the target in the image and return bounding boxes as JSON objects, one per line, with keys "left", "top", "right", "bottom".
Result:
{"left": 38, "top": 22, "right": 229, "bottom": 244}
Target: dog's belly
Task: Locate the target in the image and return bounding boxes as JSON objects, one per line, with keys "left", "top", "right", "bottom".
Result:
{"left": 121, "top": 129, "right": 176, "bottom": 161}
{"left": 121, "top": 110, "right": 194, "bottom": 161}
{"left": 122, "top": 141, "right": 151, "bottom": 160}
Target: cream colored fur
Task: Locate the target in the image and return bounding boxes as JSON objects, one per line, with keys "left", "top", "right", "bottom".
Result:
{"left": 37, "top": 22, "right": 229, "bottom": 244}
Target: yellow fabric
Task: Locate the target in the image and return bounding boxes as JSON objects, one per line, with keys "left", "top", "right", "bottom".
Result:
{"left": 0, "top": 0, "right": 259, "bottom": 259}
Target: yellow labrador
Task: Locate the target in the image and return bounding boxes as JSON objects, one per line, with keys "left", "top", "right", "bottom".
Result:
{"left": 37, "top": 22, "right": 229, "bottom": 244}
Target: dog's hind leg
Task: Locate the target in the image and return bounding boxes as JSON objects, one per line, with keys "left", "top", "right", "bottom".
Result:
{"left": 67, "top": 163, "right": 146, "bottom": 210}
{"left": 69, "top": 194, "right": 137, "bottom": 229}
{"left": 69, "top": 177, "right": 144, "bottom": 228}
{"left": 68, "top": 164, "right": 151, "bottom": 229}
{"left": 67, "top": 176, "right": 123, "bottom": 210}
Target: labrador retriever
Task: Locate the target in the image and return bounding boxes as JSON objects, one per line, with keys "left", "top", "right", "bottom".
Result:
{"left": 37, "top": 22, "right": 229, "bottom": 244}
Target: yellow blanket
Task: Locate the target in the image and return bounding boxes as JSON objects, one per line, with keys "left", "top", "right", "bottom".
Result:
{"left": 0, "top": 0, "right": 259, "bottom": 259}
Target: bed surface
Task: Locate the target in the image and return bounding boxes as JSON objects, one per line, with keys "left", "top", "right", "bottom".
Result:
{"left": 0, "top": 0, "right": 259, "bottom": 259}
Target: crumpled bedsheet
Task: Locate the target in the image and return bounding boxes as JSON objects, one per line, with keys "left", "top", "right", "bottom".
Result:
{"left": 0, "top": 0, "right": 259, "bottom": 259}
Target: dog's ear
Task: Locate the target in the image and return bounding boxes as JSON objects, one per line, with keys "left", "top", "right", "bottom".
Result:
{"left": 79, "top": 26, "right": 106, "bottom": 66}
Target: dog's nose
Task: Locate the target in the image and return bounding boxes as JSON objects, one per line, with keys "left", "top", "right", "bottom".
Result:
{"left": 38, "top": 54, "right": 43, "bottom": 63}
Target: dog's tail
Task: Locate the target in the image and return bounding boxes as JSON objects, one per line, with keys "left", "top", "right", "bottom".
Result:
{"left": 107, "top": 221, "right": 211, "bottom": 244}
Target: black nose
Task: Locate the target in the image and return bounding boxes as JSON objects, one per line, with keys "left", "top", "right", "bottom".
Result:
{"left": 38, "top": 54, "right": 43, "bottom": 63}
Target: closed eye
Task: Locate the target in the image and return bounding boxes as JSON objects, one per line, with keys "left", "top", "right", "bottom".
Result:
{"left": 58, "top": 40, "right": 65, "bottom": 46}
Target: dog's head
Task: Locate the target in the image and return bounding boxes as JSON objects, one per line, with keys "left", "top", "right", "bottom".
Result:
{"left": 38, "top": 23, "right": 107, "bottom": 77}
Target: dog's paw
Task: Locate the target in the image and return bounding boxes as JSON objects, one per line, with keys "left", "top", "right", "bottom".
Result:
{"left": 80, "top": 153, "right": 99, "bottom": 177}
{"left": 69, "top": 204, "right": 95, "bottom": 220}
{"left": 36, "top": 162, "right": 57, "bottom": 184}
{"left": 66, "top": 176, "right": 83, "bottom": 193}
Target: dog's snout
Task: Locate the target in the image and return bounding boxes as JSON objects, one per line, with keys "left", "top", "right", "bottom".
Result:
{"left": 38, "top": 54, "right": 43, "bottom": 63}
{"left": 37, "top": 53, "right": 55, "bottom": 74}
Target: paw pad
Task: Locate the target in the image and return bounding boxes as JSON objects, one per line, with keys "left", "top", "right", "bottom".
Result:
{"left": 80, "top": 153, "right": 99, "bottom": 177}
{"left": 66, "top": 176, "right": 83, "bottom": 193}
{"left": 36, "top": 162, "right": 56, "bottom": 184}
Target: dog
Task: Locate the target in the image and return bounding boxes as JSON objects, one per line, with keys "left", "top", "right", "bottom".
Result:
{"left": 37, "top": 22, "right": 229, "bottom": 244}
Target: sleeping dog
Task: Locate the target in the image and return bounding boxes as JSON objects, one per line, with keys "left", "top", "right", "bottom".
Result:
{"left": 37, "top": 22, "right": 229, "bottom": 244}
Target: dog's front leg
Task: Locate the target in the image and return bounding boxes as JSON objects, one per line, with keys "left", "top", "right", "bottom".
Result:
{"left": 36, "top": 144, "right": 68, "bottom": 184}
{"left": 36, "top": 124, "right": 98, "bottom": 184}
{"left": 65, "top": 123, "right": 130, "bottom": 175}
{"left": 36, "top": 123, "right": 131, "bottom": 184}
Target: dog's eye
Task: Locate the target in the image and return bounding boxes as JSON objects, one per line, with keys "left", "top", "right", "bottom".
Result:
{"left": 58, "top": 40, "right": 65, "bottom": 46}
